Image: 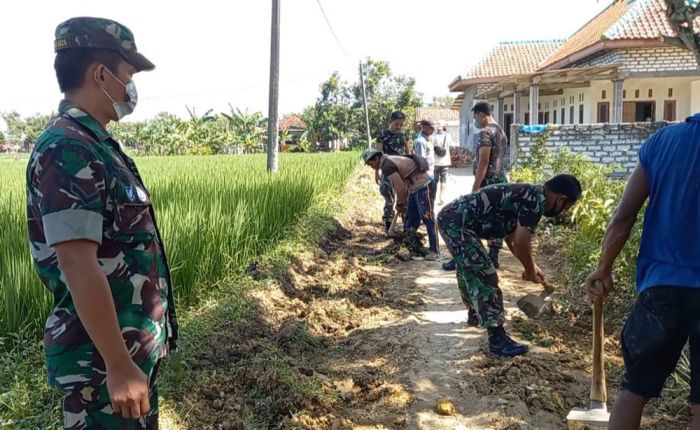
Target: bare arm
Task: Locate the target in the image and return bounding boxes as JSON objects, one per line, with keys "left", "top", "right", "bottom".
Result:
{"left": 510, "top": 225, "right": 539, "bottom": 278}
{"left": 55, "top": 240, "right": 150, "bottom": 418}
{"left": 388, "top": 172, "right": 409, "bottom": 210}
{"left": 374, "top": 140, "right": 383, "bottom": 183}
{"left": 473, "top": 146, "right": 491, "bottom": 192}
{"left": 587, "top": 163, "right": 649, "bottom": 300}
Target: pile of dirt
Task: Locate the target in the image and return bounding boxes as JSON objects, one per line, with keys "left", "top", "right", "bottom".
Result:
{"left": 388, "top": 227, "right": 428, "bottom": 261}
{"left": 166, "top": 169, "right": 417, "bottom": 428}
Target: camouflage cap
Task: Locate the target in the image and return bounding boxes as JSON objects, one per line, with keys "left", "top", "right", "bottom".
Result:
{"left": 54, "top": 17, "right": 155, "bottom": 72}
{"left": 362, "top": 148, "right": 382, "bottom": 164}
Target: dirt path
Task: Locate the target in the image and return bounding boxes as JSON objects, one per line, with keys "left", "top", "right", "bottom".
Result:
{"left": 282, "top": 169, "right": 584, "bottom": 429}
{"left": 164, "top": 167, "right": 690, "bottom": 429}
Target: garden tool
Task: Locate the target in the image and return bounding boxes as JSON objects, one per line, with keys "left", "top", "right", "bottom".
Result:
{"left": 566, "top": 280, "right": 610, "bottom": 429}
{"left": 516, "top": 279, "right": 555, "bottom": 319}
{"left": 387, "top": 212, "right": 399, "bottom": 236}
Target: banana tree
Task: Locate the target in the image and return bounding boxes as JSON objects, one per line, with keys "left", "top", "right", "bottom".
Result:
{"left": 222, "top": 105, "right": 268, "bottom": 154}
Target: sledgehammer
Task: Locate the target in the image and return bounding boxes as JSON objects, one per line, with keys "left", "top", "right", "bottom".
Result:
{"left": 566, "top": 280, "right": 610, "bottom": 429}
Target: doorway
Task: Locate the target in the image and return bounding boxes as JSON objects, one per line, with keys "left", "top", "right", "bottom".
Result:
{"left": 503, "top": 113, "right": 514, "bottom": 142}
{"left": 623, "top": 101, "right": 656, "bottom": 122}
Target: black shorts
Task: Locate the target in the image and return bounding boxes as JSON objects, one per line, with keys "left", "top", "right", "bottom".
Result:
{"left": 621, "top": 286, "right": 700, "bottom": 403}
{"left": 434, "top": 166, "right": 449, "bottom": 184}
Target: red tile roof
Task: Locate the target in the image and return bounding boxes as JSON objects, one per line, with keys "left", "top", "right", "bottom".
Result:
{"left": 540, "top": 0, "right": 631, "bottom": 69}
{"left": 465, "top": 40, "right": 564, "bottom": 79}
{"left": 604, "top": 0, "right": 692, "bottom": 40}
{"left": 278, "top": 114, "right": 306, "bottom": 130}
{"left": 540, "top": 0, "right": 699, "bottom": 69}
{"left": 415, "top": 107, "right": 459, "bottom": 122}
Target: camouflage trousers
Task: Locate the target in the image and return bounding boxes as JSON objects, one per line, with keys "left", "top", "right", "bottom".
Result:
{"left": 379, "top": 175, "right": 396, "bottom": 227}
{"left": 480, "top": 173, "right": 509, "bottom": 251}
{"left": 437, "top": 204, "right": 505, "bottom": 328}
{"left": 62, "top": 362, "right": 160, "bottom": 429}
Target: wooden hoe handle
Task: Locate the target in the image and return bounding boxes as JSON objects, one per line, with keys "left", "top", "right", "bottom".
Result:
{"left": 591, "top": 280, "right": 607, "bottom": 403}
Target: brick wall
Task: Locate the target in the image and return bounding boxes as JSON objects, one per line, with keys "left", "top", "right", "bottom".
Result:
{"left": 572, "top": 47, "right": 697, "bottom": 73}
{"left": 511, "top": 122, "right": 677, "bottom": 175}
{"left": 619, "top": 47, "right": 697, "bottom": 73}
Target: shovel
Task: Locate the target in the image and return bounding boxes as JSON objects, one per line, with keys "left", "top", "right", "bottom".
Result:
{"left": 517, "top": 279, "right": 555, "bottom": 319}
{"left": 566, "top": 280, "right": 610, "bottom": 429}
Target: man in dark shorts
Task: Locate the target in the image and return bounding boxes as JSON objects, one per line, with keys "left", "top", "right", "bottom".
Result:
{"left": 587, "top": 114, "right": 700, "bottom": 429}
{"left": 433, "top": 120, "right": 453, "bottom": 205}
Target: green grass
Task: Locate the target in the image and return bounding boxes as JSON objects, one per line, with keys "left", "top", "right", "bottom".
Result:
{"left": 0, "top": 151, "right": 362, "bottom": 429}
{"left": 0, "top": 153, "right": 358, "bottom": 340}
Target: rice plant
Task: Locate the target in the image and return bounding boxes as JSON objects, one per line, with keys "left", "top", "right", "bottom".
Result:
{"left": 0, "top": 152, "right": 358, "bottom": 341}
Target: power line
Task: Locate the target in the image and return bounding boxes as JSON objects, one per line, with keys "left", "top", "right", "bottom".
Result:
{"left": 315, "top": 0, "right": 350, "bottom": 58}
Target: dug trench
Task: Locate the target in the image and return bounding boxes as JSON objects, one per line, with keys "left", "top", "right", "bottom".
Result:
{"left": 163, "top": 167, "right": 692, "bottom": 429}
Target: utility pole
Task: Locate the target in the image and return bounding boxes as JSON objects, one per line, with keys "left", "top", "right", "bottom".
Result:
{"left": 267, "top": 0, "right": 280, "bottom": 172}
{"left": 359, "top": 61, "right": 372, "bottom": 148}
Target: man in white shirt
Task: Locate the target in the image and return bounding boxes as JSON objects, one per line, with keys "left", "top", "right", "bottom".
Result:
{"left": 433, "top": 120, "right": 453, "bottom": 205}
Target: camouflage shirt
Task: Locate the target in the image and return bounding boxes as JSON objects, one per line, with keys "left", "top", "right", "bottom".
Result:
{"left": 446, "top": 183, "right": 546, "bottom": 240}
{"left": 473, "top": 123, "right": 507, "bottom": 179}
{"left": 26, "top": 101, "right": 177, "bottom": 392}
{"left": 376, "top": 129, "right": 407, "bottom": 156}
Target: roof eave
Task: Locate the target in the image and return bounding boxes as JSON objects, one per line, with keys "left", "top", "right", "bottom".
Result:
{"left": 449, "top": 76, "right": 506, "bottom": 92}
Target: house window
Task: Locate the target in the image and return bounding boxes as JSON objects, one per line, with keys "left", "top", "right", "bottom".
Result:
{"left": 648, "top": 89, "right": 653, "bottom": 98}
{"left": 553, "top": 109, "right": 558, "bottom": 124}
{"left": 635, "top": 89, "right": 640, "bottom": 98}
{"left": 602, "top": 90, "right": 607, "bottom": 100}
{"left": 561, "top": 108, "right": 566, "bottom": 123}
{"left": 570, "top": 106, "right": 575, "bottom": 124}
{"left": 554, "top": 100, "right": 558, "bottom": 108}
{"left": 623, "top": 90, "right": 627, "bottom": 99}
{"left": 524, "top": 113, "right": 530, "bottom": 124}
{"left": 544, "top": 111, "right": 550, "bottom": 124}
{"left": 597, "top": 102, "right": 610, "bottom": 123}
{"left": 668, "top": 88, "right": 673, "bottom": 97}
{"left": 570, "top": 96, "right": 574, "bottom": 104}
{"left": 579, "top": 104, "right": 584, "bottom": 123}
{"left": 539, "top": 103, "right": 542, "bottom": 110}
{"left": 664, "top": 100, "right": 677, "bottom": 121}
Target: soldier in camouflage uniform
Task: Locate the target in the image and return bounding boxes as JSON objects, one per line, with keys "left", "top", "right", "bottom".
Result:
{"left": 437, "top": 175, "right": 581, "bottom": 357}
{"left": 443, "top": 102, "right": 510, "bottom": 273}
{"left": 375, "top": 111, "right": 409, "bottom": 234}
{"left": 26, "top": 17, "right": 176, "bottom": 429}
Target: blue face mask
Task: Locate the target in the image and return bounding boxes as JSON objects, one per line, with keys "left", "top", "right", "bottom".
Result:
{"left": 95, "top": 67, "right": 138, "bottom": 120}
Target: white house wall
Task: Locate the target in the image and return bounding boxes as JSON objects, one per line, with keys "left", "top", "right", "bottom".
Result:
{"left": 493, "top": 77, "right": 699, "bottom": 126}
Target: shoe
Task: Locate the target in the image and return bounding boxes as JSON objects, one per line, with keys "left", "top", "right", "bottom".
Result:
{"left": 467, "top": 309, "right": 479, "bottom": 327}
{"left": 425, "top": 252, "right": 439, "bottom": 261}
{"left": 488, "top": 330, "right": 529, "bottom": 357}
{"left": 489, "top": 248, "right": 500, "bottom": 269}
{"left": 442, "top": 259, "right": 456, "bottom": 271}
